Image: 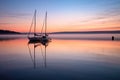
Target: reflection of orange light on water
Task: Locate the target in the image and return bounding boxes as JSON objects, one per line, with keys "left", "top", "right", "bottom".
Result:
{"left": 0, "top": 38, "right": 120, "bottom": 64}
{"left": 45, "top": 39, "right": 120, "bottom": 64}
{"left": 48, "top": 39, "right": 120, "bottom": 56}
{"left": 0, "top": 39, "right": 28, "bottom": 54}
{"left": 0, "top": 38, "right": 120, "bottom": 58}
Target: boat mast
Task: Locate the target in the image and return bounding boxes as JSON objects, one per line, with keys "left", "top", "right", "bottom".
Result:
{"left": 28, "top": 11, "right": 34, "bottom": 38}
{"left": 34, "top": 10, "right": 36, "bottom": 37}
{"left": 45, "top": 11, "right": 47, "bottom": 36}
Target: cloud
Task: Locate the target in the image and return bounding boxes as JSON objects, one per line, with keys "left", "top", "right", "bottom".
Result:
{"left": 95, "top": 0, "right": 120, "bottom": 20}
{"left": 0, "top": 22, "right": 12, "bottom": 25}
{"left": 70, "top": 2, "right": 120, "bottom": 26}
{"left": 77, "top": 3, "right": 120, "bottom": 26}
{"left": 0, "top": 12, "right": 31, "bottom": 18}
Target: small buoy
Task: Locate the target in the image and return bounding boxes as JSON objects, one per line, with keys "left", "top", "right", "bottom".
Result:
{"left": 112, "top": 36, "right": 114, "bottom": 40}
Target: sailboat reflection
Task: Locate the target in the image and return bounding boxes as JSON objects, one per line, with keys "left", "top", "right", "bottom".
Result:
{"left": 28, "top": 41, "right": 50, "bottom": 69}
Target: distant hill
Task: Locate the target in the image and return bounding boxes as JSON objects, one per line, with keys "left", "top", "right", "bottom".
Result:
{"left": 50, "top": 30, "right": 120, "bottom": 34}
{"left": 0, "top": 30, "right": 21, "bottom": 34}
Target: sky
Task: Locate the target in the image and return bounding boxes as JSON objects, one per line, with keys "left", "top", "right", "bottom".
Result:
{"left": 0, "top": 0, "right": 120, "bottom": 32}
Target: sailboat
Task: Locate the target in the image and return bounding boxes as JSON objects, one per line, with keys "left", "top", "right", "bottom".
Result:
{"left": 28, "top": 10, "right": 41, "bottom": 42}
{"left": 41, "top": 11, "right": 51, "bottom": 42}
{"left": 28, "top": 10, "right": 51, "bottom": 43}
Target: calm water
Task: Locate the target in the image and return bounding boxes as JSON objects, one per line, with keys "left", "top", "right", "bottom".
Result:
{"left": 0, "top": 34, "right": 120, "bottom": 80}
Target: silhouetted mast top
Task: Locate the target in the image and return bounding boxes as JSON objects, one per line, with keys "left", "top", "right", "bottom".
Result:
{"left": 34, "top": 10, "right": 36, "bottom": 37}
{"left": 27, "top": 10, "right": 37, "bottom": 38}
{"left": 45, "top": 11, "right": 47, "bottom": 36}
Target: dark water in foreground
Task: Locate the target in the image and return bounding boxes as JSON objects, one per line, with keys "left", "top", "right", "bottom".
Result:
{"left": 0, "top": 34, "right": 120, "bottom": 80}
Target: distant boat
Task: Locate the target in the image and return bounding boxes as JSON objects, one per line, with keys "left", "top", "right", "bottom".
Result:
{"left": 28, "top": 10, "right": 51, "bottom": 42}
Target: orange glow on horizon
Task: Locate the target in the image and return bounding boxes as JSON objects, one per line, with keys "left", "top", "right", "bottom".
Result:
{"left": 0, "top": 16, "right": 120, "bottom": 33}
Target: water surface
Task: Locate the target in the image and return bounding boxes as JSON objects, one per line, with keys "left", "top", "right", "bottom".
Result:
{"left": 0, "top": 34, "right": 120, "bottom": 80}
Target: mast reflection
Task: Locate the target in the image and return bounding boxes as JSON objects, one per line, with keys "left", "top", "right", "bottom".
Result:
{"left": 28, "top": 41, "right": 50, "bottom": 69}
